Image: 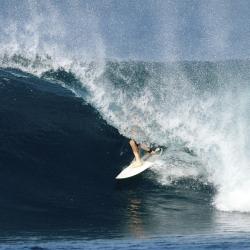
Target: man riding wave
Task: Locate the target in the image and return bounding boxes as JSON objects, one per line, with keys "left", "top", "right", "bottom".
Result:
{"left": 128, "top": 125, "right": 161, "bottom": 167}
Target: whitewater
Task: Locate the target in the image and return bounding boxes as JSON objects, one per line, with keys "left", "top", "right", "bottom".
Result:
{"left": 1, "top": 1, "right": 250, "bottom": 214}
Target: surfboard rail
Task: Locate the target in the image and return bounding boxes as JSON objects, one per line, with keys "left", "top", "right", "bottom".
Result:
{"left": 115, "top": 152, "right": 158, "bottom": 179}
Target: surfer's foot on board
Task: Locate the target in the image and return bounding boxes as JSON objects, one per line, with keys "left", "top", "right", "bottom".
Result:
{"left": 131, "top": 160, "right": 143, "bottom": 168}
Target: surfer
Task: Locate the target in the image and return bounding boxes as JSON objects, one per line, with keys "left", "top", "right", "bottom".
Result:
{"left": 128, "top": 124, "right": 161, "bottom": 167}
{"left": 129, "top": 139, "right": 159, "bottom": 167}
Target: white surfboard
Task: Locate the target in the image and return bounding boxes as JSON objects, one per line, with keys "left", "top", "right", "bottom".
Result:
{"left": 115, "top": 153, "right": 157, "bottom": 180}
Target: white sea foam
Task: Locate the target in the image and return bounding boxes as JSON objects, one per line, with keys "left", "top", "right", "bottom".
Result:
{"left": 1, "top": 1, "right": 250, "bottom": 213}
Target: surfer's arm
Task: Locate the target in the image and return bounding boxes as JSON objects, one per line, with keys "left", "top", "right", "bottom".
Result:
{"left": 140, "top": 143, "right": 150, "bottom": 152}
{"left": 141, "top": 143, "right": 160, "bottom": 154}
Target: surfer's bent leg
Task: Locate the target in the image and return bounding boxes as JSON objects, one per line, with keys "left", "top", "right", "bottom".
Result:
{"left": 129, "top": 140, "right": 142, "bottom": 166}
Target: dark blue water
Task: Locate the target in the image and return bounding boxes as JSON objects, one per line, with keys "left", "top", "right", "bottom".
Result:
{"left": 1, "top": 67, "right": 250, "bottom": 249}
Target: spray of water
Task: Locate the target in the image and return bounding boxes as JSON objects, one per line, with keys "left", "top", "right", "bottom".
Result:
{"left": 1, "top": 0, "right": 250, "bottom": 212}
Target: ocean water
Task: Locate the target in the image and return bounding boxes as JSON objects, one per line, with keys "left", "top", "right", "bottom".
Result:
{"left": 1, "top": 1, "right": 250, "bottom": 248}
{"left": 0, "top": 62, "right": 250, "bottom": 249}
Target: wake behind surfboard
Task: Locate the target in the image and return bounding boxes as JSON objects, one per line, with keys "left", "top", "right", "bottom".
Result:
{"left": 115, "top": 148, "right": 163, "bottom": 179}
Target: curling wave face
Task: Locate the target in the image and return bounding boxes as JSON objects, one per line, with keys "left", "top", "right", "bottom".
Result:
{"left": 1, "top": 56, "right": 250, "bottom": 213}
